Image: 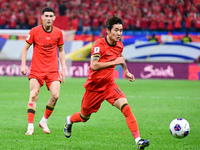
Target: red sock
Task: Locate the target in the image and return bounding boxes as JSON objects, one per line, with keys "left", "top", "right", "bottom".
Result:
{"left": 132, "top": 130, "right": 140, "bottom": 139}
{"left": 121, "top": 104, "right": 140, "bottom": 139}
{"left": 70, "top": 112, "right": 86, "bottom": 123}
{"left": 44, "top": 105, "right": 54, "bottom": 119}
{"left": 27, "top": 109, "right": 35, "bottom": 123}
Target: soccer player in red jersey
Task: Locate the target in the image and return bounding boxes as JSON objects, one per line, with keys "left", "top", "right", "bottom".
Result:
{"left": 21, "top": 7, "right": 66, "bottom": 135}
{"left": 64, "top": 16, "right": 150, "bottom": 150}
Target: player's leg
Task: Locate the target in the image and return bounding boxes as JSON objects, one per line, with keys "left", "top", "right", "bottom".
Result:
{"left": 106, "top": 84, "right": 149, "bottom": 149}
{"left": 64, "top": 90, "right": 92, "bottom": 138}
{"left": 113, "top": 98, "right": 149, "bottom": 149}
{"left": 26, "top": 78, "right": 40, "bottom": 135}
{"left": 113, "top": 98, "right": 140, "bottom": 138}
{"left": 64, "top": 112, "right": 91, "bottom": 138}
{"left": 39, "top": 81, "right": 60, "bottom": 134}
{"left": 70, "top": 112, "right": 91, "bottom": 123}
{"left": 64, "top": 90, "right": 102, "bottom": 138}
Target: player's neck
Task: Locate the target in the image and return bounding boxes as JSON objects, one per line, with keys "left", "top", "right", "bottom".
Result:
{"left": 43, "top": 24, "right": 52, "bottom": 32}
{"left": 106, "top": 36, "right": 116, "bottom": 46}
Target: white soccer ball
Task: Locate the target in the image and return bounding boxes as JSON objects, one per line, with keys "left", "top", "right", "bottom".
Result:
{"left": 169, "top": 118, "right": 190, "bottom": 139}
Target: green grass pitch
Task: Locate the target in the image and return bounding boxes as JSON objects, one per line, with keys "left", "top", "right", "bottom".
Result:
{"left": 0, "top": 77, "right": 199, "bottom": 150}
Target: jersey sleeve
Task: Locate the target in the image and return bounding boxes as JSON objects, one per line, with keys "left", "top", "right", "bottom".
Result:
{"left": 91, "top": 40, "right": 104, "bottom": 58}
{"left": 57, "top": 29, "right": 64, "bottom": 47}
{"left": 25, "top": 28, "right": 34, "bottom": 45}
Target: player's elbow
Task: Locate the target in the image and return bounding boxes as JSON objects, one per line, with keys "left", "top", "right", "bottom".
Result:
{"left": 91, "top": 65, "right": 98, "bottom": 71}
{"left": 90, "top": 62, "right": 99, "bottom": 71}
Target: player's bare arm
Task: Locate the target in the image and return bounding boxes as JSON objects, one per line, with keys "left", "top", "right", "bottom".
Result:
{"left": 21, "top": 42, "right": 31, "bottom": 75}
{"left": 120, "top": 54, "right": 135, "bottom": 82}
{"left": 90, "top": 55, "right": 120, "bottom": 71}
{"left": 58, "top": 46, "right": 66, "bottom": 83}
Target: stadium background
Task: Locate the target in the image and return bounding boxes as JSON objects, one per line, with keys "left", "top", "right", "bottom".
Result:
{"left": 0, "top": 0, "right": 200, "bottom": 80}
{"left": 0, "top": 2, "right": 200, "bottom": 150}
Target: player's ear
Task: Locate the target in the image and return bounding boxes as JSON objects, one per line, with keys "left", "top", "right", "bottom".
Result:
{"left": 53, "top": 16, "right": 56, "bottom": 21}
{"left": 106, "top": 28, "right": 110, "bottom": 35}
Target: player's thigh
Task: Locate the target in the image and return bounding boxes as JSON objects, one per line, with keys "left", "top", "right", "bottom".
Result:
{"left": 29, "top": 71, "right": 45, "bottom": 87}
{"left": 81, "top": 90, "right": 104, "bottom": 115}
{"left": 106, "top": 84, "right": 127, "bottom": 108}
{"left": 29, "top": 78, "right": 40, "bottom": 102}
{"left": 46, "top": 72, "right": 61, "bottom": 90}
{"left": 49, "top": 81, "right": 61, "bottom": 96}
{"left": 29, "top": 78, "right": 40, "bottom": 91}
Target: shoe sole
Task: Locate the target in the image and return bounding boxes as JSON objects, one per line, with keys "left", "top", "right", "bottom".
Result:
{"left": 38, "top": 123, "right": 50, "bottom": 134}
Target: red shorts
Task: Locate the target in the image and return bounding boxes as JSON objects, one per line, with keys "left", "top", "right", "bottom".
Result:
{"left": 81, "top": 83, "right": 126, "bottom": 115}
{"left": 29, "top": 70, "right": 61, "bottom": 90}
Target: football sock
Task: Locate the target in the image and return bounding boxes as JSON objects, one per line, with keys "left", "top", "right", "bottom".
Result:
{"left": 40, "top": 116, "right": 48, "bottom": 123}
{"left": 121, "top": 103, "right": 140, "bottom": 139}
{"left": 70, "top": 112, "right": 89, "bottom": 123}
{"left": 27, "top": 108, "right": 35, "bottom": 124}
{"left": 43, "top": 105, "right": 54, "bottom": 119}
{"left": 28, "top": 123, "right": 34, "bottom": 129}
{"left": 135, "top": 137, "right": 141, "bottom": 144}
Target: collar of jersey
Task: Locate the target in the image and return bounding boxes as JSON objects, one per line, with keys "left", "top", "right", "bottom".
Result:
{"left": 42, "top": 25, "right": 53, "bottom": 33}
{"left": 105, "top": 37, "right": 116, "bottom": 47}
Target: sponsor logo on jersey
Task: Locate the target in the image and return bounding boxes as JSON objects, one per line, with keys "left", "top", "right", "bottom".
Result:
{"left": 46, "top": 37, "right": 51, "bottom": 40}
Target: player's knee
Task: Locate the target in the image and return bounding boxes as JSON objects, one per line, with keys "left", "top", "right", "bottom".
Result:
{"left": 30, "top": 89, "right": 39, "bottom": 100}
{"left": 51, "top": 92, "right": 59, "bottom": 100}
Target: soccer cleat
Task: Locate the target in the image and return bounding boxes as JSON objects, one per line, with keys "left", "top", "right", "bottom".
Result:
{"left": 137, "top": 139, "right": 150, "bottom": 150}
{"left": 38, "top": 122, "right": 50, "bottom": 134}
{"left": 64, "top": 116, "right": 72, "bottom": 138}
{"left": 25, "top": 127, "right": 34, "bottom": 135}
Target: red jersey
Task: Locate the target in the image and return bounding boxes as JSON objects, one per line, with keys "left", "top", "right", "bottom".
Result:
{"left": 84, "top": 37, "right": 123, "bottom": 91}
{"left": 26, "top": 25, "right": 64, "bottom": 72}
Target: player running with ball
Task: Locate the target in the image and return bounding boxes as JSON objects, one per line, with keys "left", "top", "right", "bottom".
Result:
{"left": 64, "top": 15, "right": 150, "bottom": 150}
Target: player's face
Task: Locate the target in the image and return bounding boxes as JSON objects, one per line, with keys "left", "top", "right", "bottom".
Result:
{"left": 41, "top": 11, "right": 55, "bottom": 27}
{"left": 107, "top": 24, "right": 123, "bottom": 43}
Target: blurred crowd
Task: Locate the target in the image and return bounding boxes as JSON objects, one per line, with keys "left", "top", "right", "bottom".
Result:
{"left": 0, "top": 0, "right": 200, "bottom": 33}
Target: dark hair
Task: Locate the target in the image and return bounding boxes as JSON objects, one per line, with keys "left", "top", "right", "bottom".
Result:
{"left": 106, "top": 15, "right": 123, "bottom": 31}
{"left": 42, "top": 7, "right": 55, "bottom": 14}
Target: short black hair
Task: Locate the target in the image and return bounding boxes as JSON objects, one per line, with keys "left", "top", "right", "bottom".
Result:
{"left": 106, "top": 15, "right": 123, "bottom": 31}
{"left": 42, "top": 7, "right": 55, "bottom": 14}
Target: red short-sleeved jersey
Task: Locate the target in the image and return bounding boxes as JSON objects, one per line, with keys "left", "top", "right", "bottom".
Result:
{"left": 84, "top": 37, "right": 123, "bottom": 91}
{"left": 26, "top": 25, "right": 64, "bottom": 72}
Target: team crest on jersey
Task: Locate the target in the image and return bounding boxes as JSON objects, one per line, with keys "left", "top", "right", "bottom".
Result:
{"left": 94, "top": 47, "right": 100, "bottom": 53}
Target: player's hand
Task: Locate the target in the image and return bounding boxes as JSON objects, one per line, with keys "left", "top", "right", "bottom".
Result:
{"left": 60, "top": 69, "right": 65, "bottom": 83}
{"left": 126, "top": 72, "right": 135, "bottom": 82}
{"left": 21, "top": 65, "right": 28, "bottom": 75}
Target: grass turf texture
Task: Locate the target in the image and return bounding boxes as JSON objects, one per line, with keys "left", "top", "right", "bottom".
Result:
{"left": 0, "top": 77, "right": 199, "bottom": 150}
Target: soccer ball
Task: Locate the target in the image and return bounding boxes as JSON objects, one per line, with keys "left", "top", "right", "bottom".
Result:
{"left": 169, "top": 118, "right": 190, "bottom": 139}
